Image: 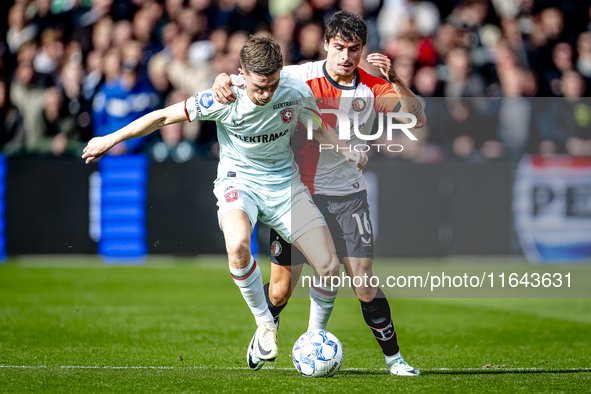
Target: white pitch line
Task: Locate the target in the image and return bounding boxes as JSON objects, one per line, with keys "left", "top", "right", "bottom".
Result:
{"left": 1, "top": 365, "right": 590, "bottom": 372}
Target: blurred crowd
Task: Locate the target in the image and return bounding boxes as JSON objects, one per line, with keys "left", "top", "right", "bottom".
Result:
{"left": 0, "top": 0, "right": 590, "bottom": 163}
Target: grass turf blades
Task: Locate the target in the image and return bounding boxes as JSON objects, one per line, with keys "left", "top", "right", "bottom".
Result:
{"left": 0, "top": 257, "right": 590, "bottom": 393}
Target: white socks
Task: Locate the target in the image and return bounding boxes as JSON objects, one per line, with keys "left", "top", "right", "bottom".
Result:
{"left": 231, "top": 260, "right": 338, "bottom": 330}
{"left": 229, "top": 256, "right": 274, "bottom": 326}
{"left": 385, "top": 352, "right": 402, "bottom": 365}
{"left": 307, "top": 277, "right": 338, "bottom": 331}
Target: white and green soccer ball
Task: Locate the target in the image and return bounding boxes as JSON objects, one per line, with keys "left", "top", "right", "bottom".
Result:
{"left": 292, "top": 330, "right": 344, "bottom": 377}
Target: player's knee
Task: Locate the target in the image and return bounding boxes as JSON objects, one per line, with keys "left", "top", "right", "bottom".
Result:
{"left": 354, "top": 285, "right": 377, "bottom": 302}
{"left": 315, "top": 262, "right": 340, "bottom": 282}
{"left": 226, "top": 239, "right": 251, "bottom": 268}
{"left": 349, "top": 266, "right": 376, "bottom": 300}
{"left": 270, "top": 282, "right": 291, "bottom": 306}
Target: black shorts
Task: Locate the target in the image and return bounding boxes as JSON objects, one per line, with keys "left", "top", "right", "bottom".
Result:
{"left": 270, "top": 190, "right": 374, "bottom": 265}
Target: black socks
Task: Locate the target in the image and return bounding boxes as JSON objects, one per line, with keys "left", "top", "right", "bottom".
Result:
{"left": 360, "top": 288, "right": 400, "bottom": 356}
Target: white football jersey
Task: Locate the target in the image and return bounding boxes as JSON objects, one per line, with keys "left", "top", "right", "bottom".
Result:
{"left": 184, "top": 71, "right": 322, "bottom": 188}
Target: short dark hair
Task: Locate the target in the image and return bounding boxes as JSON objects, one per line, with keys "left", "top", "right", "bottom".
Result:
{"left": 324, "top": 11, "right": 368, "bottom": 47}
{"left": 239, "top": 36, "right": 283, "bottom": 76}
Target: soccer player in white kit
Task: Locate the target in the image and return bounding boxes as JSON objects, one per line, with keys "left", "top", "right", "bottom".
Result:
{"left": 82, "top": 36, "right": 366, "bottom": 363}
{"left": 212, "top": 12, "right": 426, "bottom": 375}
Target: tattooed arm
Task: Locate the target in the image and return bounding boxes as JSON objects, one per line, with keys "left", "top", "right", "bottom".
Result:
{"left": 366, "top": 53, "right": 426, "bottom": 128}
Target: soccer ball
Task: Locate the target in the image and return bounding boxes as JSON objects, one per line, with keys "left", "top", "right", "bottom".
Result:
{"left": 292, "top": 330, "right": 344, "bottom": 377}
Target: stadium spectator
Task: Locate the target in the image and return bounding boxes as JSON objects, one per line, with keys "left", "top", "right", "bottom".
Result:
{"left": 495, "top": 67, "right": 531, "bottom": 160}
{"left": 542, "top": 42, "right": 574, "bottom": 96}
{"left": 149, "top": 90, "right": 196, "bottom": 163}
{"left": 161, "top": 21, "right": 180, "bottom": 49}
{"left": 537, "top": 70, "right": 589, "bottom": 157}
{"left": 92, "top": 40, "right": 158, "bottom": 154}
{"left": 292, "top": 22, "right": 324, "bottom": 64}
{"left": 414, "top": 66, "right": 439, "bottom": 98}
{"left": 6, "top": 4, "right": 37, "bottom": 56}
{"left": 558, "top": 71, "right": 591, "bottom": 157}
{"left": 0, "top": 80, "right": 25, "bottom": 152}
{"left": 209, "top": 27, "right": 228, "bottom": 54}
{"left": 576, "top": 32, "right": 591, "bottom": 79}
{"left": 167, "top": 32, "right": 211, "bottom": 95}
{"left": 164, "top": 0, "right": 185, "bottom": 23}
{"left": 271, "top": 13, "right": 296, "bottom": 45}
{"left": 132, "top": 6, "right": 162, "bottom": 74}
{"left": 9, "top": 61, "right": 47, "bottom": 154}
{"left": 376, "top": 0, "right": 416, "bottom": 41}
{"left": 30, "top": 0, "right": 62, "bottom": 35}
{"left": 527, "top": 6, "right": 565, "bottom": 93}
{"left": 441, "top": 47, "right": 490, "bottom": 162}
{"left": 33, "top": 28, "right": 64, "bottom": 80}
{"left": 413, "top": 66, "right": 450, "bottom": 154}
{"left": 147, "top": 52, "right": 171, "bottom": 107}
{"left": 41, "top": 86, "right": 68, "bottom": 155}
{"left": 77, "top": 0, "right": 113, "bottom": 30}
{"left": 112, "top": 20, "right": 133, "bottom": 50}
{"left": 59, "top": 60, "right": 93, "bottom": 146}
{"left": 500, "top": 17, "right": 529, "bottom": 69}
{"left": 434, "top": 23, "right": 458, "bottom": 65}
{"left": 444, "top": 47, "right": 486, "bottom": 98}
{"left": 0, "top": 0, "right": 589, "bottom": 161}
{"left": 91, "top": 18, "right": 113, "bottom": 53}
{"left": 392, "top": 56, "right": 415, "bottom": 87}
{"left": 102, "top": 48, "right": 121, "bottom": 83}
{"left": 271, "top": 14, "right": 296, "bottom": 64}
{"left": 82, "top": 49, "right": 104, "bottom": 102}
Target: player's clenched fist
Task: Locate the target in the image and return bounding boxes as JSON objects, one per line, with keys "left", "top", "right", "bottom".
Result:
{"left": 343, "top": 149, "right": 368, "bottom": 171}
{"left": 81, "top": 135, "right": 117, "bottom": 164}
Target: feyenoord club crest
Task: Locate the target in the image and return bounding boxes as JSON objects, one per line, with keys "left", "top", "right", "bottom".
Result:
{"left": 281, "top": 108, "right": 293, "bottom": 123}
{"left": 224, "top": 188, "right": 238, "bottom": 203}
{"left": 352, "top": 97, "right": 367, "bottom": 112}
{"left": 271, "top": 240, "right": 282, "bottom": 256}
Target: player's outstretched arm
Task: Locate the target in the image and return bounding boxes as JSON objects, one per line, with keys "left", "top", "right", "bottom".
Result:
{"left": 366, "top": 53, "right": 427, "bottom": 128}
{"left": 212, "top": 72, "right": 244, "bottom": 104}
{"left": 82, "top": 101, "right": 187, "bottom": 164}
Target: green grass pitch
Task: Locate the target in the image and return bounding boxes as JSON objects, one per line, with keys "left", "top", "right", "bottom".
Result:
{"left": 1, "top": 256, "right": 590, "bottom": 393}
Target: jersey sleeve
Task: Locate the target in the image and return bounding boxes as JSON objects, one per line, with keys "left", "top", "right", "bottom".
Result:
{"left": 185, "top": 89, "right": 230, "bottom": 122}
{"left": 282, "top": 64, "right": 307, "bottom": 81}
{"left": 373, "top": 81, "right": 401, "bottom": 113}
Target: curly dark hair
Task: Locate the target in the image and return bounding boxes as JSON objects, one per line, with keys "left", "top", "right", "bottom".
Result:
{"left": 324, "top": 11, "right": 368, "bottom": 47}
{"left": 239, "top": 35, "right": 283, "bottom": 76}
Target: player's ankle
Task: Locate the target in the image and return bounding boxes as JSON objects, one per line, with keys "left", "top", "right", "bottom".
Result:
{"left": 385, "top": 352, "right": 401, "bottom": 364}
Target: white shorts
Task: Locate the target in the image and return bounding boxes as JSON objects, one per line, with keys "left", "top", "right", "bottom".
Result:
{"left": 213, "top": 177, "right": 326, "bottom": 243}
